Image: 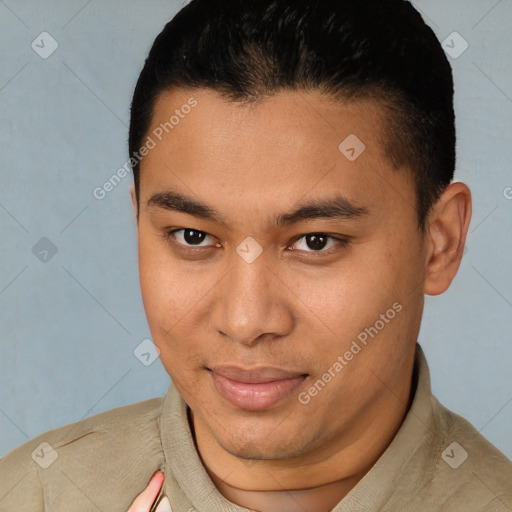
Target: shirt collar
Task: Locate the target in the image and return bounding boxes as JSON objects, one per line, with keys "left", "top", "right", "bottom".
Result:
{"left": 331, "top": 343, "right": 440, "bottom": 511}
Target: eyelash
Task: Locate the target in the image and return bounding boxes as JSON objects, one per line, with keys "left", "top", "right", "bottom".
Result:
{"left": 161, "top": 228, "right": 350, "bottom": 257}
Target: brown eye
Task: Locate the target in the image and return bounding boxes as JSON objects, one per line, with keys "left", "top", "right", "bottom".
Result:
{"left": 290, "top": 233, "right": 350, "bottom": 255}
{"left": 304, "top": 234, "right": 328, "bottom": 251}
{"left": 183, "top": 229, "right": 206, "bottom": 245}
{"left": 293, "top": 233, "right": 332, "bottom": 252}
{"left": 166, "top": 228, "right": 217, "bottom": 248}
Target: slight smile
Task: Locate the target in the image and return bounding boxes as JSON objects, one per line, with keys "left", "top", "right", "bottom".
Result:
{"left": 208, "top": 366, "right": 309, "bottom": 411}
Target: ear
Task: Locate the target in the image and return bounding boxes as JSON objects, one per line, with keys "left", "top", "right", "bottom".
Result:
{"left": 130, "top": 183, "right": 139, "bottom": 224}
{"left": 423, "top": 182, "right": 472, "bottom": 296}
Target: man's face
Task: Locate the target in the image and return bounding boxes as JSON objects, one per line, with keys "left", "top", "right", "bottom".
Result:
{"left": 135, "top": 88, "right": 427, "bottom": 461}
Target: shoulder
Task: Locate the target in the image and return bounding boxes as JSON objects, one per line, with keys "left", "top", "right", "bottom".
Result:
{"left": 427, "top": 396, "right": 512, "bottom": 511}
{"left": 0, "top": 396, "right": 165, "bottom": 512}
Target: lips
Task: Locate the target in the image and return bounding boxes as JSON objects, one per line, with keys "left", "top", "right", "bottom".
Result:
{"left": 208, "top": 365, "right": 308, "bottom": 411}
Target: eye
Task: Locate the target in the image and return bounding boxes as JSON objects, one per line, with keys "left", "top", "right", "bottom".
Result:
{"left": 290, "top": 233, "right": 348, "bottom": 254}
{"left": 164, "top": 228, "right": 220, "bottom": 248}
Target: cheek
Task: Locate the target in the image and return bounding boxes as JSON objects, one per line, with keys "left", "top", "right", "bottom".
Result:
{"left": 138, "top": 233, "right": 194, "bottom": 337}
{"left": 138, "top": 257, "right": 203, "bottom": 382}
{"left": 292, "top": 241, "right": 419, "bottom": 360}
{"left": 137, "top": 233, "right": 218, "bottom": 373}
{"left": 138, "top": 252, "right": 176, "bottom": 326}
{"left": 287, "top": 258, "right": 392, "bottom": 330}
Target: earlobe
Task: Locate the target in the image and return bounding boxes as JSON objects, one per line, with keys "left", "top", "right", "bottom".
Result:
{"left": 423, "top": 182, "right": 472, "bottom": 296}
{"left": 130, "top": 184, "right": 139, "bottom": 224}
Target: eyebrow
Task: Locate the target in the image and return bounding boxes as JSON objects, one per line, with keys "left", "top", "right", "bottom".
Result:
{"left": 147, "top": 189, "right": 369, "bottom": 227}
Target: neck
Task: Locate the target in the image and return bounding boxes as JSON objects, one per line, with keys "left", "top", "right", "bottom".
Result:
{"left": 209, "top": 471, "right": 366, "bottom": 512}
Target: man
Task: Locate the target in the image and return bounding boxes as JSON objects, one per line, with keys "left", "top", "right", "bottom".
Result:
{"left": 1, "top": 0, "right": 510, "bottom": 511}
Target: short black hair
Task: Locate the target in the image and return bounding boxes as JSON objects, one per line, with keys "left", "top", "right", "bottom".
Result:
{"left": 129, "top": 0, "right": 455, "bottom": 229}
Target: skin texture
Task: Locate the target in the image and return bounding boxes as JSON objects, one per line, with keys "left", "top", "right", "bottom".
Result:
{"left": 130, "top": 88, "right": 471, "bottom": 512}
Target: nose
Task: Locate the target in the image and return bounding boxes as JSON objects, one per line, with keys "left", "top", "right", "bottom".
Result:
{"left": 208, "top": 248, "right": 294, "bottom": 347}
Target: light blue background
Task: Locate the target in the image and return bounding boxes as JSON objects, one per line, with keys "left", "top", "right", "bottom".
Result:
{"left": 1, "top": 0, "right": 511, "bottom": 459}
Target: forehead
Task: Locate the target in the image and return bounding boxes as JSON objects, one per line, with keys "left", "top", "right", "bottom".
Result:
{"left": 139, "top": 88, "right": 415, "bottom": 226}
{"left": 147, "top": 88, "right": 389, "bottom": 158}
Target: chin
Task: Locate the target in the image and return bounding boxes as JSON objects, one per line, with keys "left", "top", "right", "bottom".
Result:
{"left": 208, "top": 413, "right": 315, "bottom": 461}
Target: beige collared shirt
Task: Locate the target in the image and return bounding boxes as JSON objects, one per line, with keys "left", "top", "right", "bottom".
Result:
{"left": 1, "top": 344, "right": 511, "bottom": 511}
